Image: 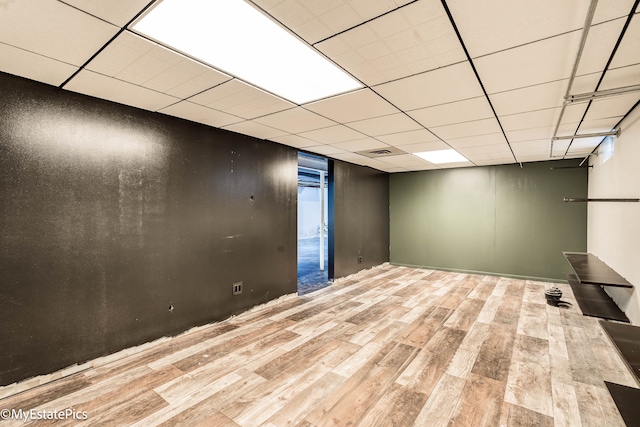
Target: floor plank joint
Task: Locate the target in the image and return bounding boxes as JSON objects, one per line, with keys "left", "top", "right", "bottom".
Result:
{"left": 0, "top": 265, "right": 631, "bottom": 426}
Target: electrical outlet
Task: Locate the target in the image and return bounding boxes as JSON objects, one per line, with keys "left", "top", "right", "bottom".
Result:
{"left": 233, "top": 281, "right": 243, "bottom": 295}
{"left": 357, "top": 256, "right": 362, "bottom": 264}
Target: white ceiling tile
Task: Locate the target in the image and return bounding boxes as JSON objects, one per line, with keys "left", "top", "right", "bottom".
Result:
{"left": 566, "top": 137, "right": 604, "bottom": 155}
{"left": 445, "top": 132, "right": 509, "bottom": 149}
{"left": 379, "top": 154, "right": 433, "bottom": 167}
{"left": 593, "top": 1, "right": 638, "bottom": 23}
{"left": 303, "top": 89, "right": 398, "bottom": 123}
{"left": 502, "top": 118, "right": 563, "bottom": 142}
{"left": 576, "top": 18, "right": 627, "bottom": 76}
{"left": 436, "top": 161, "right": 474, "bottom": 169}
{"left": 489, "top": 74, "right": 600, "bottom": 116}
{"left": 332, "top": 138, "right": 390, "bottom": 152}
{"left": 106, "top": 41, "right": 183, "bottom": 85}
{"left": 64, "top": 70, "right": 180, "bottom": 111}
{"left": 448, "top": 0, "right": 635, "bottom": 60}
{"left": 87, "top": 32, "right": 232, "bottom": 99}
{"left": 340, "top": 23, "right": 379, "bottom": 49}
{"left": 457, "top": 144, "right": 513, "bottom": 156}
{"left": 374, "top": 62, "right": 484, "bottom": 111}
{"left": 0, "top": 43, "right": 77, "bottom": 86}
{"left": 254, "top": 107, "right": 336, "bottom": 134}
{"left": 518, "top": 155, "right": 555, "bottom": 163}
{"left": 474, "top": 158, "right": 518, "bottom": 166}
{"left": 576, "top": 117, "right": 624, "bottom": 134}
{"left": 408, "top": 96, "right": 494, "bottom": 128}
{"left": 253, "top": 0, "right": 414, "bottom": 44}
{"left": 4, "top": 0, "right": 634, "bottom": 173}
{"left": 330, "top": 152, "right": 373, "bottom": 164}
{"left": 499, "top": 106, "right": 587, "bottom": 132}
{"left": 315, "top": 0, "right": 465, "bottom": 85}
{"left": 446, "top": 0, "right": 590, "bottom": 58}
{"left": 376, "top": 129, "right": 440, "bottom": 146}
{"left": 462, "top": 155, "right": 499, "bottom": 164}
{"left": 551, "top": 138, "right": 574, "bottom": 157}
{"left": 382, "top": 166, "right": 410, "bottom": 173}
{"left": 269, "top": 134, "right": 319, "bottom": 149}
{"left": 562, "top": 104, "right": 591, "bottom": 125}
{"left": 62, "top": 0, "right": 151, "bottom": 26}
{"left": 158, "top": 101, "right": 243, "bottom": 128}
{"left": 510, "top": 140, "right": 552, "bottom": 157}
{"left": 609, "top": 17, "right": 640, "bottom": 68}
{"left": 315, "top": 36, "right": 352, "bottom": 57}
{"left": 264, "top": 1, "right": 315, "bottom": 32}
{"left": 358, "top": 157, "right": 396, "bottom": 171}
{"left": 570, "top": 72, "right": 605, "bottom": 95}
{"left": 190, "top": 79, "right": 294, "bottom": 119}
{"left": 295, "top": 19, "right": 332, "bottom": 45}
{"left": 222, "top": 121, "right": 289, "bottom": 140}
{"left": 506, "top": 123, "right": 578, "bottom": 143}
{"left": 318, "top": 4, "right": 361, "bottom": 34}
{"left": 298, "top": 125, "right": 364, "bottom": 144}
{"left": 304, "top": 145, "right": 348, "bottom": 155}
{"left": 599, "top": 63, "right": 640, "bottom": 90}
{"left": 474, "top": 31, "right": 583, "bottom": 94}
{"left": 563, "top": 73, "right": 602, "bottom": 96}
{"left": 347, "top": 113, "right": 422, "bottom": 136}
{"left": 583, "top": 94, "right": 639, "bottom": 121}
{"left": 392, "top": 141, "right": 450, "bottom": 153}
{"left": 349, "top": 0, "right": 415, "bottom": 21}
{"left": 86, "top": 31, "right": 154, "bottom": 76}
{"left": 0, "top": 0, "right": 118, "bottom": 67}
{"left": 500, "top": 108, "right": 560, "bottom": 132}
{"left": 457, "top": 144, "right": 514, "bottom": 164}
{"left": 411, "top": 164, "right": 442, "bottom": 171}
{"left": 431, "top": 118, "right": 502, "bottom": 140}
{"left": 146, "top": 62, "right": 231, "bottom": 99}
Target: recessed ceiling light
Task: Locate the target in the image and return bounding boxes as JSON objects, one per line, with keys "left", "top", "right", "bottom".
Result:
{"left": 414, "top": 149, "right": 469, "bottom": 164}
{"left": 132, "top": 0, "right": 362, "bottom": 104}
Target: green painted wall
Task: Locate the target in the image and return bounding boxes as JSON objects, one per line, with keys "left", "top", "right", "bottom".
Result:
{"left": 390, "top": 160, "right": 587, "bottom": 281}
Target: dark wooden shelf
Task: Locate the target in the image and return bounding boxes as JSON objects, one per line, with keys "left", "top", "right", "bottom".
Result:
{"left": 605, "top": 382, "right": 640, "bottom": 427}
{"left": 600, "top": 320, "right": 640, "bottom": 385}
{"left": 566, "top": 274, "right": 630, "bottom": 323}
{"left": 563, "top": 252, "right": 633, "bottom": 288}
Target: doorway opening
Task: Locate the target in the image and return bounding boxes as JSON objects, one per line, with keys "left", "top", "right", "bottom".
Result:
{"left": 298, "top": 152, "right": 332, "bottom": 295}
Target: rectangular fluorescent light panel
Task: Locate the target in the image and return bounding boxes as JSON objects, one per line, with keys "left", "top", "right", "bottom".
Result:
{"left": 132, "top": 0, "right": 362, "bottom": 104}
{"left": 414, "top": 149, "right": 468, "bottom": 164}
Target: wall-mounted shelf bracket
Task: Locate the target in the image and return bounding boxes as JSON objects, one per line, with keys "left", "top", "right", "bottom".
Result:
{"left": 550, "top": 165, "right": 593, "bottom": 169}
{"left": 552, "top": 130, "right": 619, "bottom": 141}
{"left": 563, "top": 198, "right": 640, "bottom": 202}
{"left": 565, "top": 83, "right": 640, "bottom": 104}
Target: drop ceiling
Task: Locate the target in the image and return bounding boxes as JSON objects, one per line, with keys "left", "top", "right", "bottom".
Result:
{"left": 1, "top": 0, "right": 638, "bottom": 173}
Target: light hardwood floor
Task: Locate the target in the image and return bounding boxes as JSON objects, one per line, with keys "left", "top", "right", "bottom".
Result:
{"left": 1, "top": 264, "right": 637, "bottom": 426}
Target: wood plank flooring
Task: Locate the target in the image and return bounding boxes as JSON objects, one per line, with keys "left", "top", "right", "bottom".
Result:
{"left": 0, "top": 264, "right": 636, "bottom": 426}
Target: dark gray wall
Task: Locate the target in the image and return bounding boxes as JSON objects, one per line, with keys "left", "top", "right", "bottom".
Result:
{"left": 390, "top": 161, "right": 588, "bottom": 281}
{"left": 331, "top": 160, "right": 390, "bottom": 279}
{"left": 0, "top": 72, "right": 298, "bottom": 385}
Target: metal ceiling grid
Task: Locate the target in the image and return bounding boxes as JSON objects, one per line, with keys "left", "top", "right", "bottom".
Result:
{"left": 0, "top": 0, "right": 638, "bottom": 172}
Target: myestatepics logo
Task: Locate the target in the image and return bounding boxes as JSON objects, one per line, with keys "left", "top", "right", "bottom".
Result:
{"left": 1, "top": 408, "right": 88, "bottom": 422}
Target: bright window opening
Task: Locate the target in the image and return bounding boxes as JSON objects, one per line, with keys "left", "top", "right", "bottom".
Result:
{"left": 600, "top": 136, "right": 614, "bottom": 164}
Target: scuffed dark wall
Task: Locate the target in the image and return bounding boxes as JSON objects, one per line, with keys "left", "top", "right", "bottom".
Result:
{"left": 331, "top": 160, "right": 390, "bottom": 279}
{"left": 0, "top": 72, "right": 298, "bottom": 385}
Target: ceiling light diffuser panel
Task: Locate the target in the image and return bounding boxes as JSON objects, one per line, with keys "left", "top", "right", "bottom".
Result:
{"left": 414, "top": 149, "right": 469, "bottom": 164}
{"left": 132, "top": 0, "right": 362, "bottom": 104}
